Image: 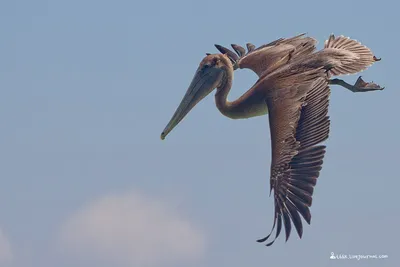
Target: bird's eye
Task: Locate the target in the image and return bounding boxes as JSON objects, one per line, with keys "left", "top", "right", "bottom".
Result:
{"left": 203, "top": 64, "right": 210, "bottom": 69}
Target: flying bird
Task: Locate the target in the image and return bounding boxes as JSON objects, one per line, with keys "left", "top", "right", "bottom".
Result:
{"left": 160, "top": 33, "right": 383, "bottom": 246}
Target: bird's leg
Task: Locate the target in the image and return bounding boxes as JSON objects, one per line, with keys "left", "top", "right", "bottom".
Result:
{"left": 329, "top": 76, "right": 384, "bottom": 92}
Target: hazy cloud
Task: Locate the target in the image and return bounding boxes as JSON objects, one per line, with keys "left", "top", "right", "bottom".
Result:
{"left": 59, "top": 191, "right": 205, "bottom": 266}
{"left": 0, "top": 228, "right": 13, "bottom": 264}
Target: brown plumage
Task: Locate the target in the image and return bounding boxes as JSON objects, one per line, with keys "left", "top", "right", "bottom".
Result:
{"left": 161, "top": 33, "right": 384, "bottom": 246}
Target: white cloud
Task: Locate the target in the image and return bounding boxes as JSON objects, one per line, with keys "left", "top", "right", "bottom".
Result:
{"left": 0, "top": 228, "right": 13, "bottom": 264}
{"left": 59, "top": 191, "right": 206, "bottom": 266}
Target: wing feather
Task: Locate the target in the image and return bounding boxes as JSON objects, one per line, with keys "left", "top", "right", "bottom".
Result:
{"left": 257, "top": 69, "right": 330, "bottom": 246}
{"left": 238, "top": 34, "right": 318, "bottom": 77}
{"left": 214, "top": 34, "right": 318, "bottom": 76}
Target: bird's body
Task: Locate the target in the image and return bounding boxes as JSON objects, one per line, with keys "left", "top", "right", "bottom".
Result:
{"left": 161, "top": 33, "right": 383, "bottom": 246}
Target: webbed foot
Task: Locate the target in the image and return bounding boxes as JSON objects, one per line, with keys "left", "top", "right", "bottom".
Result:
{"left": 329, "top": 76, "right": 384, "bottom": 92}
{"left": 353, "top": 76, "right": 384, "bottom": 91}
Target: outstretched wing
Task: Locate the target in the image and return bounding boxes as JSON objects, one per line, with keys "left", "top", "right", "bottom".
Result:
{"left": 257, "top": 68, "right": 331, "bottom": 246}
{"left": 215, "top": 33, "right": 318, "bottom": 77}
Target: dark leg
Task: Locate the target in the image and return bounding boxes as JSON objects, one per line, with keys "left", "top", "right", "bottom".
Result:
{"left": 329, "top": 76, "right": 384, "bottom": 92}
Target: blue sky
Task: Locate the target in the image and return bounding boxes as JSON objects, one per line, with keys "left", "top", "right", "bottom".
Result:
{"left": 0, "top": 0, "right": 399, "bottom": 266}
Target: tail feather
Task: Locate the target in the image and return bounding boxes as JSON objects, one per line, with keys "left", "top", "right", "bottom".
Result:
{"left": 324, "top": 34, "right": 380, "bottom": 77}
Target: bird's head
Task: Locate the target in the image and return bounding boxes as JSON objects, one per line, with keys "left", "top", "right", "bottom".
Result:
{"left": 160, "top": 53, "right": 232, "bottom": 140}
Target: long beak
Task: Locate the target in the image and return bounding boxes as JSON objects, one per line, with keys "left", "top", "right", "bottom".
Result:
{"left": 161, "top": 67, "right": 222, "bottom": 140}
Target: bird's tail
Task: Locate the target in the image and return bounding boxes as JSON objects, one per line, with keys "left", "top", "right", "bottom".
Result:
{"left": 323, "top": 34, "right": 381, "bottom": 77}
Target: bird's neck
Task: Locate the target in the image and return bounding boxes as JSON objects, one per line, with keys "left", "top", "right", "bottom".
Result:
{"left": 214, "top": 69, "right": 239, "bottom": 119}
{"left": 215, "top": 68, "right": 262, "bottom": 119}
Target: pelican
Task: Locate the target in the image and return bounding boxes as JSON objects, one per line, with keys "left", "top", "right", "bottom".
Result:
{"left": 160, "top": 33, "right": 383, "bottom": 246}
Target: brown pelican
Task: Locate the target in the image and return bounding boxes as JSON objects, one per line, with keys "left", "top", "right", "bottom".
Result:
{"left": 160, "top": 33, "right": 383, "bottom": 246}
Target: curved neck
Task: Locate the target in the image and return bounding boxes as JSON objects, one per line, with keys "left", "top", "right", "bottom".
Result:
{"left": 215, "top": 68, "right": 263, "bottom": 119}
{"left": 215, "top": 69, "right": 235, "bottom": 117}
